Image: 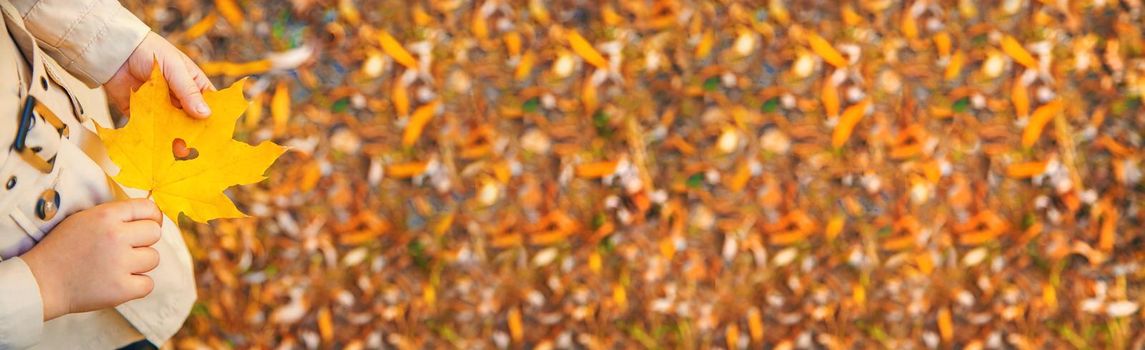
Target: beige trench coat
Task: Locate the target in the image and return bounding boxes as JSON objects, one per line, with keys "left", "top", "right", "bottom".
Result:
{"left": 0, "top": 0, "right": 195, "bottom": 348}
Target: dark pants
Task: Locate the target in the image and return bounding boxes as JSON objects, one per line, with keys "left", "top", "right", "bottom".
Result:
{"left": 118, "top": 340, "right": 157, "bottom": 350}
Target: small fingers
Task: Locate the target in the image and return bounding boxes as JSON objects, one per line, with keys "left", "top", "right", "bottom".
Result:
{"left": 122, "top": 274, "right": 155, "bottom": 300}
{"left": 127, "top": 247, "right": 161, "bottom": 274}
{"left": 184, "top": 55, "right": 216, "bottom": 91}
{"left": 163, "top": 59, "right": 211, "bottom": 118}
{"left": 108, "top": 198, "right": 163, "bottom": 224}
{"left": 123, "top": 220, "right": 162, "bottom": 248}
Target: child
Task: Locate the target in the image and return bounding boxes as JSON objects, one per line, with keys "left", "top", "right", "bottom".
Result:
{"left": 0, "top": 0, "right": 214, "bottom": 348}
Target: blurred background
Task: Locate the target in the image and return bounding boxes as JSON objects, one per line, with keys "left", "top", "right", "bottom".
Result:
{"left": 119, "top": 0, "right": 1145, "bottom": 348}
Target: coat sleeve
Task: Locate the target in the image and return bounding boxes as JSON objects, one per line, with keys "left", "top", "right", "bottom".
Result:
{"left": 7, "top": 0, "right": 150, "bottom": 87}
{"left": 0, "top": 257, "right": 45, "bottom": 350}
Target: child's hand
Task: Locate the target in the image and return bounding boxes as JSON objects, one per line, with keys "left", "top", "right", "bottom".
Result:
{"left": 20, "top": 199, "right": 163, "bottom": 321}
{"left": 105, "top": 32, "right": 215, "bottom": 119}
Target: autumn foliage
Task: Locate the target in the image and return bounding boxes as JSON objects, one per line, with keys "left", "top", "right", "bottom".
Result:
{"left": 120, "top": 0, "right": 1145, "bottom": 348}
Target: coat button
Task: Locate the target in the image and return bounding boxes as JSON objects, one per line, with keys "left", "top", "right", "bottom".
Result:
{"left": 36, "top": 189, "right": 60, "bottom": 221}
{"left": 5, "top": 176, "right": 14, "bottom": 190}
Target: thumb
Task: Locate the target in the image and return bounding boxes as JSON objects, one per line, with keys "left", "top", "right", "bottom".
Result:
{"left": 164, "top": 59, "right": 212, "bottom": 119}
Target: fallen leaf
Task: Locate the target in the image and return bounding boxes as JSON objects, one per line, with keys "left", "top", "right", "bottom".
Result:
{"left": 575, "top": 161, "right": 618, "bottom": 178}
{"left": 244, "top": 93, "right": 263, "bottom": 129}
{"left": 181, "top": 13, "right": 218, "bottom": 41}
{"left": 696, "top": 29, "right": 715, "bottom": 58}
{"left": 832, "top": 99, "right": 870, "bottom": 148}
{"left": 271, "top": 80, "right": 291, "bottom": 134}
{"left": 806, "top": 32, "right": 847, "bottom": 68}
{"left": 1006, "top": 161, "right": 1047, "bottom": 179}
{"left": 1012, "top": 78, "right": 1029, "bottom": 118}
{"left": 567, "top": 30, "right": 609, "bottom": 70}
{"left": 200, "top": 60, "right": 272, "bottom": 77}
{"left": 937, "top": 307, "right": 953, "bottom": 342}
{"left": 1001, "top": 35, "right": 1038, "bottom": 70}
{"left": 508, "top": 307, "right": 523, "bottom": 342}
{"left": 1022, "top": 100, "right": 1063, "bottom": 148}
{"left": 385, "top": 161, "right": 428, "bottom": 179}
{"left": 515, "top": 52, "right": 536, "bottom": 81}
{"left": 821, "top": 79, "right": 840, "bottom": 117}
{"left": 392, "top": 82, "right": 410, "bottom": 117}
{"left": 933, "top": 32, "right": 952, "bottom": 57}
{"left": 945, "top": 51, "right": 964, "bottom": 81}
{"left": 402, "top": 101, "right": 440, "bottom": 146}
{"left": 214, "top": 0, "right": 245, "bottom": 30}
{"left": 378, "top": 30, "right": 419, "bottom": 70}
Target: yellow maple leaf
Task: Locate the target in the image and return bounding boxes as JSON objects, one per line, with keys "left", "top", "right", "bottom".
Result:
{"left": 98, "top": 64, "right": 287, "bottom": 222}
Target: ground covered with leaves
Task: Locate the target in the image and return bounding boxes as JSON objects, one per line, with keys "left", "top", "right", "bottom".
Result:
{"left": 122, "top": 0, "right": 1145, "bottom": 348}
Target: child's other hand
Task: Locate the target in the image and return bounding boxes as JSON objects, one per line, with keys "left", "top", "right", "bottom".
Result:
{"left": 20, "top": 199, "right": 164, "bottom": 321}
{"left": 105, "top": 32, "right": 215, "bottom": 119}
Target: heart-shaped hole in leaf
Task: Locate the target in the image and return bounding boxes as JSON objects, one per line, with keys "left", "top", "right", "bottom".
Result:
{"left": 172, "top": 138, "right": 199, "bottom": 161}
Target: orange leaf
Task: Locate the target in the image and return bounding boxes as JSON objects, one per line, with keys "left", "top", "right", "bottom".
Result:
{"left": 317, "top": 307, "right": 333, "bottom": 343}
{"left": 944, "top": 51, "right": 964, "bottom": 81}
{"left": 515, "top": 52, "right": 536, "bottom": 81}
{"left": 832, "top": 100, "right": 870, "bottom": 148}
{"left": 1012, "top": 78, "right": 1029, "bottom": 118}
{"left": 423, "top": 284, "right": 436, "bottom": 307}
{"left": 695, "top": 30, "right": 715, "bottom": 58}
{"left": 214, "top": 0, "right": 245, "bottom": 30}
{"left": 747, "top": 308, "right": 764, "bottom": 343}
{"left": 201, "top": 60, "right": 272, "bottom": 77}
{"left": 271, "top": 80, "right": 291, "bottom": 134}
{"left": 1099, "top": 204, "right": 1117, "bottom": 251}
{"left": 726, "top": 161, "right": 751, "bottom": 192}
{"left": 503, "top": 32, "right": 522, "bottom": 56}
{"left": 915, "top": 253, "right": 934, "bottom": 274}
{"left": 1095, "top": 136, "right": 1134, "bottom": 157}
{"left": 471, "top": 12, "right": 489, "bottom": 39}
{"left": 958, "top": 230, "right": 1002, "bottom": 245}
{"left": 821, "top": 79, "right": 840, "bottom": 117}
{"left": 490, "top": 233, "right": 522, "bottom": 248}
{"left": 937, "top": 307, "right": 953, "bottom": 342}
{"left": 528, "top": 0, "right": 551, "bottom": 25}
{"left": 567, "top": 30, "right": 608, "bottom": 70}
{"left": 612, "top": 285, "right": 628, "bottom": 309}
{"left": 378, "top": 30, "right": 418, "bottom": 70}
{"left": 901, "top": 14, "right": 919, "bottom": 39}
{"left": 725, "top": 324, "right": 739, "bottom": 350}
{"left": 392, "top": 83, "right": 410, "bottom": 116}
{"left": 575, "top": 161, "right": 618, "bottom": 178}
{"left": 807, "top": 32, "right": 847, "bottom": 68}
{"left": 825, "top": 214, "right": 845, "bottom": 241}
{"left": 1001, "top": 35, "right": 1038, "bottom": 70}
{"left": 244, "top": 93, "right": 263, "bottom": 129}
{"left": 385, "top": 161, "right": 428, "bottom": 179}
{"left": 769, "top": 230, "right": 810, "bottom": 245}
{"left": 402, "top": 101, "right": 440, "bottom": 146}
{"left": 1022, "top": 100, "right": 1063, "bottom": 148}
{"left": 182, "top": 13, "right": 218, "bottom": 41}
{"left": 582, "top": 77, "right": 598, "bottom": 112}
{"left": 933, "top": 32, "right": 952, "bottom": 57}
{"left": 852, "top": 283, "right": 866, "bottom": 306}
{"left": 508, "top": 307, "right": 523, "bottom": 342}
{"left": 530, "top": 230, "right": 572, "bottom": 245}
{"left": 1043, "top": 285, "right": 1058, "bottom": 310}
